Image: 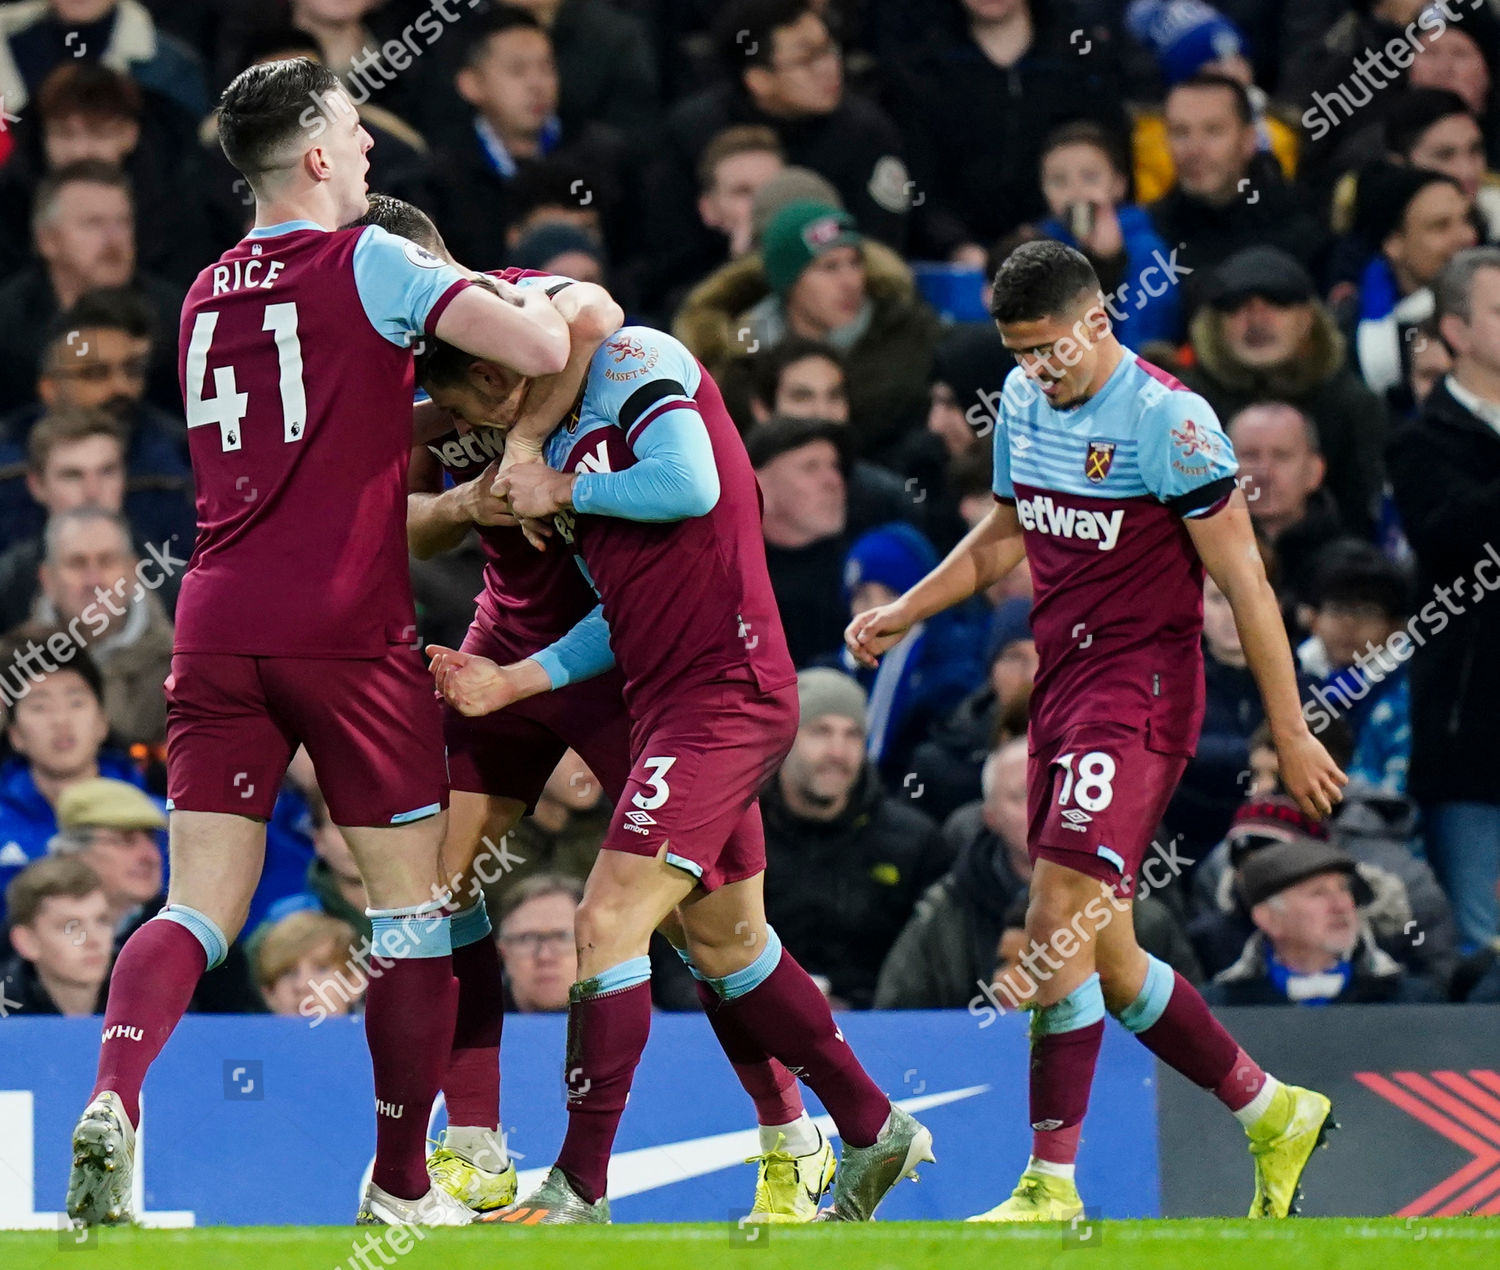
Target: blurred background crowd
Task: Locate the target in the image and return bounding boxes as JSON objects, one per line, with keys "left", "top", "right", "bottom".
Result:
{"left": 3, "top": 0, "right": 1500, "bottom": 1022}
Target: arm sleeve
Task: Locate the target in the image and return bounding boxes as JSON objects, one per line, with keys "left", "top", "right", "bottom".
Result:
{"left": 1138, "top": 390, "right": 1239, "bottom": 518}
{"left": 991, "top": 373, "right": 1018, "bottom": 501}
{"left": 530, "top": 603, "right": 616, "bottom": 689}
{"left": 352, "top": 225, "right": 472, "bottom": 346}
{"left": 572, "top": 407, "right": 720, "bottom": 521}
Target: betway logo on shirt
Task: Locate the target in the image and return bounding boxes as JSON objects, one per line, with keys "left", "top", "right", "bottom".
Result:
{"left": 1015, "top": 494, "right": 1123, "bottom": 550}
{"left": 427, "top": 428, "right": 504, "bottom": 471}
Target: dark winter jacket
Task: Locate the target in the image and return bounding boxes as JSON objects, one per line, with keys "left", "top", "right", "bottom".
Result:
{"left": 1203, "top": 926, "right": 1442, "bottom": 1006}
{"left": 1387, "top": 379, "right": 1500, "bottom": 804}
{"left": 1181, "top": 299, "right": 1386, "bottom": 539}
{"left": 902, "top": 684, "right": 998, "bottom": 826}
{"left": 874, "top": 801, "right": 1203, "bottom": 1009}
{"left": 762, "top": 764, "right": 951, "bottom": 1009}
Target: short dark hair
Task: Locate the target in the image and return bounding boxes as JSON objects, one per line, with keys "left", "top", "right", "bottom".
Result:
{"left": 988, "top": 239, "right": 1101, "bottom": 324}
{"left": 463, "top": 5, "right": 547, "bottom": 67}
{"left": 1308, "top": 540, "right": 1412, "bottom": 619}
{"left": 1169, "top": 72, "right": 1253, "bottom": 127}
{"left": 344, "top": 194, "right": 450, "bottom": 259}
{"left": 5, "top": 855, "right": 103, "bottom": 931}
{"left": 1386, "top": 88, "right": 1477, "bottom": 159}
{"left": 217, "top": 57, "right": 342, "bottom": 179}
{"left": 0, "top": 624, "right": 106, "bottom": 720}
{"left": 1227, "top": 400, "right": 1321, "bottom": 455}
{"left": 716, "top": 0, "right": 817, "bottom": 78}
{"left": 33, "top": 160, "right": 131, "bottom": 234}
{"left": 749, "top": 337, "right": 843, "bottom": 410}
{"left": 1040, "top": 121, "right": 1128, "bottom": 177}
{"left": 46, "top": 287, "right": 156, "bottom": 363}
{"left": 35, "top": 62, "right": 141, "bottom": 125}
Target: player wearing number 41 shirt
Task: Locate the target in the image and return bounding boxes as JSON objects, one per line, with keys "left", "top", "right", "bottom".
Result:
{"left": 66, "top": 58, "right": 571, "bottom": 1233}
{"left": 846, "top": 242, "right": 1347, "bottom": 1224}
{"left": 423, "top": 318, "right": 933, "bottom": 1224}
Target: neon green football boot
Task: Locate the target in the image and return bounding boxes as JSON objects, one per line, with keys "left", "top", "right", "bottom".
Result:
{"left": 426, "top": 1129, "right": 518, "bottom": 1213}
{"left": 967, "top": 1169, "right": 1084, "bottom": 1223}
{"left": 1247, "top": 1084, "right": 1336, "bottom": 1217}
{"left": 744, "top": 1130, "right": 837, "bottom": 1223}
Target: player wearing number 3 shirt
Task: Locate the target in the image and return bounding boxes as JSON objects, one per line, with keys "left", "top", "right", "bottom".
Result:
{"left": 845, "top": 242, "right": 1346, "bottom": 1225}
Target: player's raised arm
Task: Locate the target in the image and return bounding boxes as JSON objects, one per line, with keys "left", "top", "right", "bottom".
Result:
{"left": 435, "top": 283, "right": 570, "bottom": 378}
{"left": 501, "top": 281, "right": 625, "bottom": 469}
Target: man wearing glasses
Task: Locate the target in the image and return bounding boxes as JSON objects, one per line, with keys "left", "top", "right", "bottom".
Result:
{"left": 496, "top": 874, "right": 583, "bottom": 1013}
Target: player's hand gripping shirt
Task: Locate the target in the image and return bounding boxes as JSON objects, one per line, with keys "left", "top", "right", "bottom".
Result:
{"left": 175, "top": 222, "right": 470, "bottom": 657}
{"left": 993, "top": 352, "right": 1238, "bottom": 756}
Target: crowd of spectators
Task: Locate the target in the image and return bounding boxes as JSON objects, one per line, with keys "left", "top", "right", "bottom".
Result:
{"left": 3, "top": 0, "right": 1500, "bottom": 1019}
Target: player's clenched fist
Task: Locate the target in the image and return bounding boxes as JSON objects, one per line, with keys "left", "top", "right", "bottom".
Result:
{"left": 1273, "top": 727, "right": 1349, "bottom": 819}
{"left": 844, "top": 601, "right": 913, "bottom": 669}
{"left": 462, "top": 460, "right": 520, "bottom": 527}
{"left": 492, "top": 461, "right": 576, "bottom": 520}
{"left": 426, "top": 645, "right": 544, "bottom": 717}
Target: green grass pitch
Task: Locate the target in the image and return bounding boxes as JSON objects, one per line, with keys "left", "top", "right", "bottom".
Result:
{"left": 5, "top": 1219, "right": 1500, "bottom": 1270}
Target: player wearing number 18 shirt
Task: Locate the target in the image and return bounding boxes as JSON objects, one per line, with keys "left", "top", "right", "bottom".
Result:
{"left": 846, "top": 242, "right": 1346, "bottom": 1224}
{"left": 67, "top": 58, "right": 569, "bottom": 1231}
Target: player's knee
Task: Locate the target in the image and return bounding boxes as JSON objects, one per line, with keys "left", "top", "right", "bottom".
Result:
{"left": 574, "top": 889, "right": 647, "bottom": 960}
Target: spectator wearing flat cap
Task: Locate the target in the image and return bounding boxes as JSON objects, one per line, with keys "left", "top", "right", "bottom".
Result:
{"left": 1182, "top": 246, "right": 1388, "bottom": 539}
{"left": 1349, "top": 163, "right": 1477, "bottom": 397}
{"left": 675, "top": 200, "right": 937, "bottom": 466}
{"left": 47, "top": 776, "right": 263, "bottom": 1012}
{"left": 1203, "top": 830, "right": 1442, "bottom": 1005}
{"left": 837, "top": 522, "right": 990, "bottom": 785}
{"left": 748, "top": 415, "right": 852, "bottom": 667}
{"left": 1188, "top": 803, "right": 1446, "bottom": 1001}
{"left": 760, "top": 668, "right": 950, "bottom": 1010}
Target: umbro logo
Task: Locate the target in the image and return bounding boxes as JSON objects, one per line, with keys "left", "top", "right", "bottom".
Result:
{"left": 623, "top": 808, "right": 655, "bottom": 836}
{"left": 1061, "top": 808, "right": 1092, "bottom": 832}
{"left": 1032, "top": 1118, "right": 1064, "bottom": 1131}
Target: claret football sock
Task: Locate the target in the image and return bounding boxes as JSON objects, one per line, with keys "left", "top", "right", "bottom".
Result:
{"left": 1115, "top": 955, "right": 1271, "bottom": 1113}
{"left": 1028, "top": 974, "right": 1106, "bottom": 1166}
{"left": 91, "top": 908, "right": 220, "bottom": 1128}
{"left": 365, "top": 905, "right": 457, "bottom": 1200}
{"left": 554, "top": 957, "right": 654, "bottom": 1203}
{"left": 711, "top": 933, "right": 888, "bottom": 1149}
{"left": 443, "top": 902, "right": 505, "bottom": 1133}
{"left": 693, "top": 979, "right": 806, "bottom": 1129}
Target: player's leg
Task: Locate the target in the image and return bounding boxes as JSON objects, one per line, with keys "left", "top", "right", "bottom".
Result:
{"left": 70, "top": 654, "right": 288, "bottom": 1226}
{"left": 561, "top": 679, "right": 817, "bottom": 1196}
{"left": 287, "top": 651, "right": 471, "bottom": 1224}
{"left": 680, "top": 819, "right": 931, "bottom": 1222}
{"left": 495, "top": 846, "right": 697, "bottom": 1223}
{"left": 1096, "top": 891, "right": 1335, "bottom": 1217}
{"left": 428, "top": 789, "right": 526, "bottom": 1210}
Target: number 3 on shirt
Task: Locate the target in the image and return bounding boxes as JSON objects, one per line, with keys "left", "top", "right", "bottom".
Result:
{"left": 185, "top": 302, "right": 307, "bottom": 452}
{"left": 1055, "top": 751, "right": 1117, "bottom": 812}
{"left": 632, "top": 756, "right": 677, "bottom": 811}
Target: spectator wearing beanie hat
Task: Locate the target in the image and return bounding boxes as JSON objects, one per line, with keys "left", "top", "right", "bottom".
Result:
{"left": 675, "top": 199, "right": 937, "bottom": 466}
{"left": 837, "top": 522, "right": 990, "bottom": 783}
{"left": 904, "top": 597, "right": 1038, "bottom": 825}
{"left": 511, "top": 222, "right": 605, "bottom": 285}
{"left": 1127, "top": 0, "right": 1300, "bottom": 204}
{"left": 760, "top": 667, "right": 949, "bottom": 1009}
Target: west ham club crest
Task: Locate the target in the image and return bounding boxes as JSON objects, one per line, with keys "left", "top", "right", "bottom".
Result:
{"left": 1085, "top": 440, "right": 1116, "bottom": 484}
